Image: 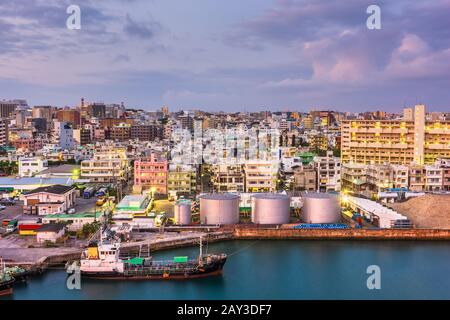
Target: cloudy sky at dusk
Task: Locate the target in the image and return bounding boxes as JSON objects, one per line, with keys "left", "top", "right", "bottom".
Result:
{"left": 1, "top": 0, "right": 450, "bottom": 112}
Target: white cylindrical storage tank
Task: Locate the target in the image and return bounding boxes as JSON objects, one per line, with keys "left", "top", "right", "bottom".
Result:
{"left": 301, "top": 193, "right": 341, "bottom": 224}
{"left": 199, "top": 193, "right": 240, "bottom": 225}
{"left": 251, "top": 193, "right": 290, "bottom": 224}
{"left": 174, "top": 200, "right": 191, "bottom": 225}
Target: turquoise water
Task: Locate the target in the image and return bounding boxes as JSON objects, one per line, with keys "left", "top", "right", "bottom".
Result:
{"left": 4, "top": 240, "right": 450, "bottom": 300}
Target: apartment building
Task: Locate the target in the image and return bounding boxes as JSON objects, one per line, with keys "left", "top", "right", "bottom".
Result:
{"left": 110, "top": 123, "right": 131, "bottom": 141}
{"left": 424, "top": 165, "right": 443, "bottom": 191}
{"left": 131, "top": 125, "right": 162, "bottom": 141}
{"left": 52, "top": 121, "right": 75, "bottom": 150}
{"left": 391, "top": 165, "right": 409, "bottom": 189}
{"left": 313, "top": 151, "right": 341, "bottom": 192}
{"left": 437, "top": 159, "right": 450, "bottom": 191}
{"left": 292, "top": 165, "right": 316, "bottom": 191}
{"left": 80, "top": 145, "right": 129, "bottom": 183}
{"left": 0, "top": 101, "right": 18, "bottom": 118}
{"left": 281, "top": 155, "right": 303, "bottom": 174}
{"left": 32, "top": 106, "right": 53, "bottom": 122}
{"left": 56, "top": 109, "right": 81, "bottom": 126}
{"left": 244, "top": 160, "right": 278, "bottom": 192}
{"left": 87, "top": 103, "right": 106, "bottom": 118}
{"left": 366, "top": 163, "right": 393, "bottom": 193}
{"left": 302, "top": 115, "right": 313, "bottom": 129}
{"left": 0, "top": 119, "right": 8, "bottom": 147}
{"left": 408, "top": 164, "right": 426, "bottom": 191}
{"left": 73, "top": 128, "right": 92, "bottom": 145}
{"left": 341, "top": 163, "right": 368, "bottom": 193}
{"left": 310, "top": 133, "right": 328, "bottom": 152}
{"left": 134, "top": 153, "right": 168, "bottom": 194}
{"left": 341, "top": 104, "right": 450, "bottom": 165}
{"left": 211, "top": 164, "right": 245, "bottom": 193}
{"left": 167, "top": 164, "right": 197, "bottom": 195}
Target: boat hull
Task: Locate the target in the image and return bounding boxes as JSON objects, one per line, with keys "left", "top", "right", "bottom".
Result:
{"left": 81, "top": 257, "right": 227, "bottom": 280}
{"left": 0, "top": 279, "right": 14, "bottom": 296}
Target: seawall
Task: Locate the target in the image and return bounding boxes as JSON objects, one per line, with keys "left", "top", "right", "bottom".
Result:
{"left": 6, "top": 228, "right": 450, "bottom": 270}
{"left": 233, "top": 228, "right": 450, "bottom": 240}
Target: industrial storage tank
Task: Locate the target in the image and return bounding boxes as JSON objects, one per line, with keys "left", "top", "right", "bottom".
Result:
{"left": 251, "top": 193, "right": 290, "bottom": 224}
{"left": 174, "top": 200, "right": 191, "bottom": 225}
{"left": 301, "top": 193, "right": 341, "bottom": 224}
{"left": 199, "top": 193, "right": 240, "bottom": 225}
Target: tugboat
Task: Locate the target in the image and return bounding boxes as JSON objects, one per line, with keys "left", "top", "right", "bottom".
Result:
{"left": 0, "top": 258, "right": 15, "bottom": 296}
{"left": 75, "top": 230, "right": 227, "bottom": 280}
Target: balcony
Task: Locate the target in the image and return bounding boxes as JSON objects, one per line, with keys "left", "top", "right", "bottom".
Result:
{"left": 426, "top": 143, "right": 450, "bottom": 150}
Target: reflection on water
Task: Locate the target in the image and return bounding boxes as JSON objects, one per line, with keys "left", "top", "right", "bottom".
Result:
{"left": 4, "top": 240, "right": 450, "bottom": 300}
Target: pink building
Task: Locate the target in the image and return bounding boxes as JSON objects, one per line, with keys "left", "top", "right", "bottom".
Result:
{"left": 134, "top": 154, "right": 168, "bottom": 194}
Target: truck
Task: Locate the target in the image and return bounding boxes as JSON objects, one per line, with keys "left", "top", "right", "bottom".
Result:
{"left": 95, "top": 187, "right": 108, "bottom": 198}
{"left": 6, "top": 219, "right": 18, "bottom": 233}
{"left": 83, "top": 187, "right": 96, "bottom": 199}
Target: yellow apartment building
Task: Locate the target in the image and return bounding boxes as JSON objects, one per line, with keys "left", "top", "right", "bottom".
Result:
{"left": 341, "top": 105, "right": 450, "bottom": 165}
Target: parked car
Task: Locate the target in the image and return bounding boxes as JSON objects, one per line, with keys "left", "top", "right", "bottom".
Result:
{"left": 0, "top": 205, "right": 6, "bottom": 210}
{"left": 0, "top": 199, "right": 15, "bottom": 206}
{"left": 67, "top": 208, "right": 76, "bottom": 214}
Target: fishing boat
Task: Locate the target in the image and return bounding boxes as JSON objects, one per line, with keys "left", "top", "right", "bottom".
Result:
{"left": 75, "top": 230, "right": 227, "bottom": 280}
{"left": 5, "top": 266, "right": 30, "bottom": 283}
{"left": 0, "top": 258, "right": 15, "bottom": 296}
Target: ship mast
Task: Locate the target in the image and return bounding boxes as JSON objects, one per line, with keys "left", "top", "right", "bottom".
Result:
{"left": 198, "top": 236, "right": 203, "bottom": 265}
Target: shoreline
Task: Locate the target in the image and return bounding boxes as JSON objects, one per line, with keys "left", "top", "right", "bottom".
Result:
{"left": 4, "top": 227, "right": 450, "bottom": 271}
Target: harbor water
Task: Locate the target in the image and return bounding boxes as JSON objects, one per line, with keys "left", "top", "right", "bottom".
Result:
{"left": 3, "top": 240, "right": 450, "bottom": 300}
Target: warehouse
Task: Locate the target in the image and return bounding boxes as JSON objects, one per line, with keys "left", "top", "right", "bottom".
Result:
{"left": 344, "top": 196, "right": 411, "bottom": 228}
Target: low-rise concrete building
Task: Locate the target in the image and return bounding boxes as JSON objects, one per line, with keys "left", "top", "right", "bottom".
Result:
{"left": 36, "top": 223, "right": 66, "bottom": 243}
{"left": 42, "top": 212, "right": 103, "bottom": 231}
{"left": 18, "top": 157, "right": 48, "bottom": 177}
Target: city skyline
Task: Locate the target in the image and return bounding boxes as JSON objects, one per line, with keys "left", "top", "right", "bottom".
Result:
{"left": 1, "top": 0, "right": 450, "bottom": 112}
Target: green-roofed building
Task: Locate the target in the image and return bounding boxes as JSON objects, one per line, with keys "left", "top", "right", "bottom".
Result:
{"left": 42, "top": 212, "right": 104, "bottom": 231}
{"left": 114, "top": 194, "right": 151, "bottom": 217}
{"left": 298, "top": 152, "right": 316, "bottom": 165}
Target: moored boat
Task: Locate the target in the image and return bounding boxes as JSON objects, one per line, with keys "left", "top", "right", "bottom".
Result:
{"left": 74, "top": 230, "right": 227, "bottom": 280}
{"left": 5, "top": 266, "right": 30, "bottom": 283}
{"left": 0, "top": 258, "right": 14, "bottom": 296}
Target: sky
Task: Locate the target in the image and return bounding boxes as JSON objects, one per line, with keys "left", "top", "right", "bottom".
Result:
{"left": 1, "top": 0, "right": 450, "bottom": 112}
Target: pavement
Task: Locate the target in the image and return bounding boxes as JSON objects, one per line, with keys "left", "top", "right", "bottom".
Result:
{"left": 73, "top": 197, "right": 99, "bottom": 213}
{"left": 0, "top": 247, "right": 82, "bottom": 264}
{"left": 0, "top": 200, "right": 23, "bottom": 221}
{"left": 153, "top": 199, "right": 175, "bottom": 217}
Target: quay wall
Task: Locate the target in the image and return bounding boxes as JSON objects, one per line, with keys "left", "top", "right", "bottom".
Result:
{"left": 120, "top": 231, "right": 233, "bottom": 254}
{"left": 232, "top": 228, "right": 450, "bottom": 240}
{"left": 7, "top": 228, "right": 450, "bottom": 269}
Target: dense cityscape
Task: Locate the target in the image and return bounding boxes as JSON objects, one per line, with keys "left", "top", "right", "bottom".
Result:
{"left": 1, "top": 0, "right": 450, "bottom": 304}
